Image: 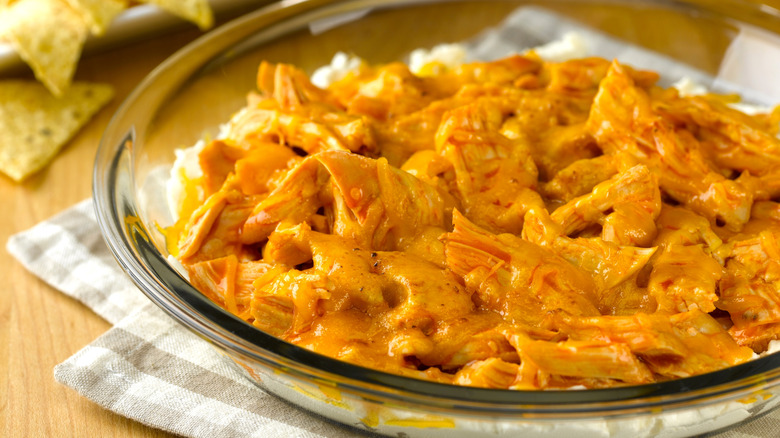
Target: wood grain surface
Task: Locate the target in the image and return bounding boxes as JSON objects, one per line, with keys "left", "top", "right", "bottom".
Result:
{"left": 1, "top": 25, "right": 204, "bottom": 438}
{"left": 1, "top": 1, "right": 778, "bottom": 436}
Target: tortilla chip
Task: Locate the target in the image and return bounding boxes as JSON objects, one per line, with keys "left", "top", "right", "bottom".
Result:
{"left": 140, "top": 0, "right": 213, "bottom": 30}
{"left": 5, "top": 0, "right": 89, "bottom": 96}
{"left": 0, "top": 80, "right": 114, "bottom": 182}
{"left": 63, "top": 0, "right": 127, "bottom": 36}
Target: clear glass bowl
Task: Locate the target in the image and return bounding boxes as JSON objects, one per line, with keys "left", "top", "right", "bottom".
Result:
{"left": 93, "top": 1, "right": 780, "bottom": 436}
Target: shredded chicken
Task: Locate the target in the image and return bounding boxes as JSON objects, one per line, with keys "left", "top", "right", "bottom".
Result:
{"left": 167, "top": 54, "right": 779, "bottom": 389}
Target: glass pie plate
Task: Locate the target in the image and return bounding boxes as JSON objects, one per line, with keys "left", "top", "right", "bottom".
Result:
{"left": 93, "top": 0, "right": 780, "bottom": 436}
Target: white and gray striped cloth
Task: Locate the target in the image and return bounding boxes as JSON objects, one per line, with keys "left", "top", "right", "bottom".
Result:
{"left": 8, "top": 6, "right": 780, "bottom": 437}
{"left": 8, "top": 199, "right": 370, "bottom": 438}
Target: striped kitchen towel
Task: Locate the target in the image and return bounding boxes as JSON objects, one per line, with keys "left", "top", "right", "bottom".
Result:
{"left": 7, "top": 199, "right": 370, "bottom": 438}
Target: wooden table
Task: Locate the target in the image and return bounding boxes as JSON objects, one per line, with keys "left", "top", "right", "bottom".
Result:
{"left": 2, "top": 1, "right": 780, "bottom": 436}
{"left": 1, "top": 25, "right": 205, "bottom": 438}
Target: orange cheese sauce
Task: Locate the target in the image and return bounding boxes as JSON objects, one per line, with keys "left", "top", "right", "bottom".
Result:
{"left": 167, "top": 53, "right": 780, "bottom": 389}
